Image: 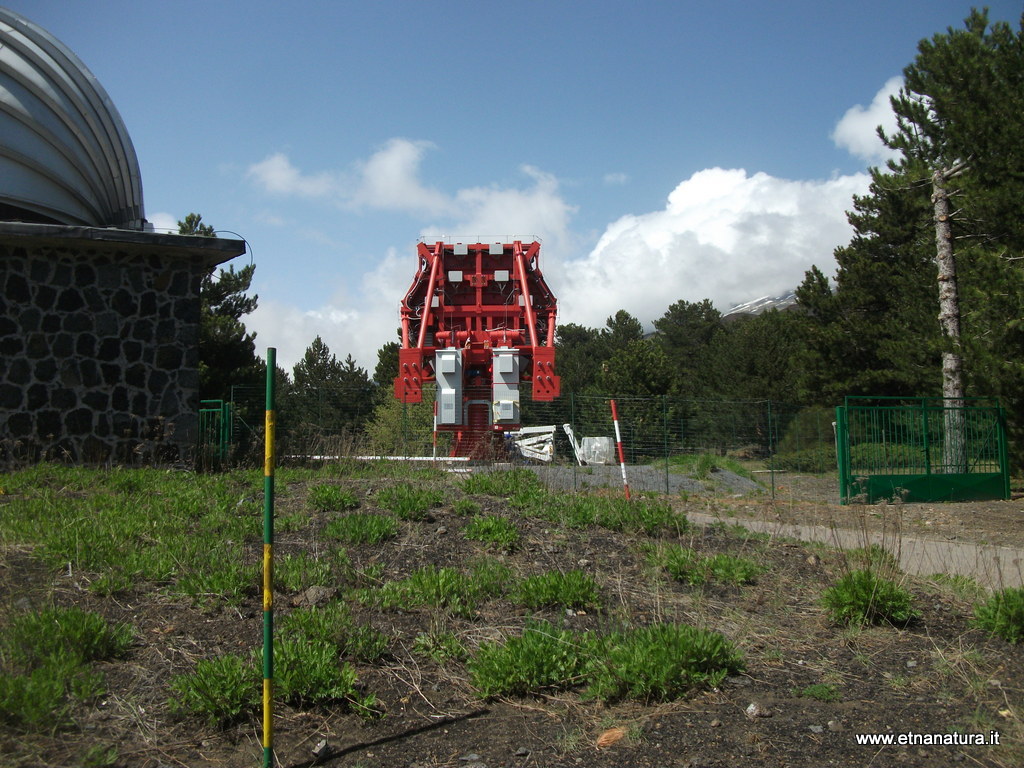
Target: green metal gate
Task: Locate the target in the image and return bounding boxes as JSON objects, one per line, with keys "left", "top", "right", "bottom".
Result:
{"left": 198, "top": 399, "right": 234, "bottom": 462}
{"left": 836, "top": 396, "right": 1010, "bottom": 504}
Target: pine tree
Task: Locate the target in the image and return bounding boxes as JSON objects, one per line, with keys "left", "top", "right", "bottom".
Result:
{"left": 291, "top": 337, "right": 374, "bottom": 440}
{"left": 652, "top": 299, "right": 722, "bottom": 397}
{"left": 179, "top": 213, "right": 261, "bottom": 400}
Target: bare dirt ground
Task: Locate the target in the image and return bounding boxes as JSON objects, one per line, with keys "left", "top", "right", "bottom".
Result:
{"left": 1, "top": 465, "right": 1022, "bottom": 768}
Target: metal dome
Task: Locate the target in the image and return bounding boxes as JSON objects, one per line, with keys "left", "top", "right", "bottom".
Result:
{"left": 0, "top": 8, "right": 145, "bottom": 229}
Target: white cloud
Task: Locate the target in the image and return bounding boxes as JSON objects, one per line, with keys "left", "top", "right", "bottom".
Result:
{"left": 244, "top": 127, "right": 876, "bottom": 371}
{"left": 246, "top": 141, "right": 571, "bottom": 236}
{"left": 243, "top": 142, "right": 585, "bottom": 371}
{"left": 247, "top": 247, "right": 409, "bottom": 374}
{"left": 147, "top": 211, "right": 178, "bottom": 234}
{"left": 556, "top": 167, "right": 870, "bottom": 328}
{"left": 832, "top": 76, "right": 903, "bottom": 165}
{"left": 603, "top": 172, "right": 629, "bottom": 186}
{"left": 349, "top": 138, "right": 453, "bottom": 217}
{"left": 427, "top": 165, "right": 577, "bottom": 257}
{"left": 246, "top": 152, "right": 337, "bottom": 197}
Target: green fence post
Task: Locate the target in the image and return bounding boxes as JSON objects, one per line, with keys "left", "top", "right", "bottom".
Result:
{"left": 262, "top": 349, "right": 276, "bottom": 768}
{"left": 836, "top": 404, "right": 849, "bottom": 505}
{"left": 921, "top": 398, "right": 932, "bottom": 477}
{"left": 998, "top": 403, "right": 1011, "bottom": 500}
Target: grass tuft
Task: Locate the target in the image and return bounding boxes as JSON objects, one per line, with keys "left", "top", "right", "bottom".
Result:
{"left": 463, "top": 514, "right": 520, "bottom": 550}
{"left": 1, "top": 605, "right": 133, "bottom": 730}
{"left": 462, "top": 468, "right": 542, "bottom": 497}
{"left": 469, "top": 620, "right": 595, "bottom": 697}
{"left": 375, "top": 483, "right": 442, "bottom": 520}
{"left": 586, "top": 623, "right": 745, "bottom": 703}
{"left": 467, "top": 620, "right": 743, "bottom": 704}
{"left": 308, "top": 484, "right": 360, "bottom": 513}
{"left": 821, "top": 569, "right": 919, "bottom": 626}
{"left": 168, "top": 654, "right": 255, "bottom": 726}
{"left": 514, "top": 570, "right": 600, "bottom": 610}
{"left": 364, "top": 559, "right": 511, "bottom": 617}
{"left": 794, "top": 682, "right": 841, "bottom": 702}
{"left": 648, "top": 544, "right": 763, "bottom": 586}
{"left": 973, "top": 586, "right": 1024, "bottom": 644}
{"left": 325, "top": 512, "right": 399, "bottom": 545}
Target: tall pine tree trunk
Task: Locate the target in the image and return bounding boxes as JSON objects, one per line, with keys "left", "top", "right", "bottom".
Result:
{"left": 932, "top": 165, "right": 967, "bottom": 473}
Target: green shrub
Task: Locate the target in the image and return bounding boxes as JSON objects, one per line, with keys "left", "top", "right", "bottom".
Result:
{"left": 821, "top": 570, "right": 919, "bottom": 626}
{"left": 776, "top": 406, "right": 836, "bottom": 455}
{"left": 586, "top": 623, "right": 744, "bottom": 703}
{"left": 176, "top": 558, "right": 257, "bottom": 605}
{"left": 308, "top": 484, "right": 359, "bottom": 512}
{"left": 168, "top": 654, "right": 255, "bottom": 726}
{"left": 325, "top": 512, "right": 399, "bottom": 545}
{"left": 469, "top": 557, "right": 514, "bottom": 598}
{"left": 468, "top": 620, "right": 594, "bottom": 697}
{"left": 515, "top": 570, "right": 600, "bottom": 610}
{"left": 464, "top": 514, "right": 520, "bottom": 550}
{"left": 375, "top": 483, "right": 442, "bottom": 520}
{"left": 849, "top": 443, "right": 927, "bottom": 471}
{"left": 928, "top": 573, "right": 986, "bottom": 603}
{"left": 280, "top": 602, "right": 349, "bottom": 644}
{"left": 668, "top": 453, "right": 754, "bottom": 481}
{"left": 771, "top": 446, "right": 837, "bottom": 473}
{"left": 630, "top": 498, "right": 687, "bottom": 535}
{"left": 1, "top": 665, "right": 66, "bottom": 729}
{"left": 973, "top": 586, "right": 1024, "bottom": 643}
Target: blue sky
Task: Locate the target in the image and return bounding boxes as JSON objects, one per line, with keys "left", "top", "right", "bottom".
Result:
{"left": 7, "top": 1, "right": 1022, "bottom": 372}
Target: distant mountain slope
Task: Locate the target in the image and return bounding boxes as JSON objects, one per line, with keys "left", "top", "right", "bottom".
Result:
{"left": 722, "top": 291, "right": 798, "bottom": 320}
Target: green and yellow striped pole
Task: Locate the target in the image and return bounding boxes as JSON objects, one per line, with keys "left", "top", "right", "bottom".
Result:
{"left": 262, "top": 348, "right": 276, "bottom": 768}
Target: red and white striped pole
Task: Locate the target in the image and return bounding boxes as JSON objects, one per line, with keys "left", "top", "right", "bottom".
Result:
{"left": 609, "top": 399, "right": 631, "bottom": 500}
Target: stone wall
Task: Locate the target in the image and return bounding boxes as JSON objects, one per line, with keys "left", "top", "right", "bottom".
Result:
{"left": 0, "top": 224, "right": 245, "bottom": 464}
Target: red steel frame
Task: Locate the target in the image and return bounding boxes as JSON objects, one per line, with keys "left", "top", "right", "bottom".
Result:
{"left": 394, "top": 240, "right": 560, "bottom": 456}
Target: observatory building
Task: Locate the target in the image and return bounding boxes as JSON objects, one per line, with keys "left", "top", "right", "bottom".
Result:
{"left": 0, "top": 8, "right": 246, "bottom": 462}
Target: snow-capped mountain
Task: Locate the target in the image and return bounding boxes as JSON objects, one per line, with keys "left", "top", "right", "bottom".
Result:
{"left": 722, "top": 291, "right": 798, "bottom": 319}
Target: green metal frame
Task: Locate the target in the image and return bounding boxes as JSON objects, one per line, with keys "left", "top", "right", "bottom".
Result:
{"left": 198, "top": 399, "right": 234, "bottom": 461}
{"left": 836, "top": 396, "right": 1010, "bottom": 504}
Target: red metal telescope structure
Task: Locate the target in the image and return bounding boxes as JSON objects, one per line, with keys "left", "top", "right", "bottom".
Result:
{"left": 394, "top": 240, "right": 560, "bottom": 457}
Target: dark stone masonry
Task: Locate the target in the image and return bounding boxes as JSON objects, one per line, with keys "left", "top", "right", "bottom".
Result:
{"left": 1, "top": 222, "right": 245, "bottom": 463}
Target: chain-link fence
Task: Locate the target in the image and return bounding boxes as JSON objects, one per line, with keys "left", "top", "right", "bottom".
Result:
{"left": 211, "top": 385, "right": 839, "bottom": 494}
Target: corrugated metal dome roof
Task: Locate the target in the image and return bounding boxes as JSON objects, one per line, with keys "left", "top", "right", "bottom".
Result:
{"left": 0, "top": 8, "right": 145, "bottom": 229}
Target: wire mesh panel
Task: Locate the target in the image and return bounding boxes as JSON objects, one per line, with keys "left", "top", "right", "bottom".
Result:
{"left": 197, "top": 399, "right": 233, "bottom": 464}
{"left": 207, "top": 384, "right": 849, "bottom": 499}
{"left": 836, "top": 397, "right": 1009, "bottom": 504}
